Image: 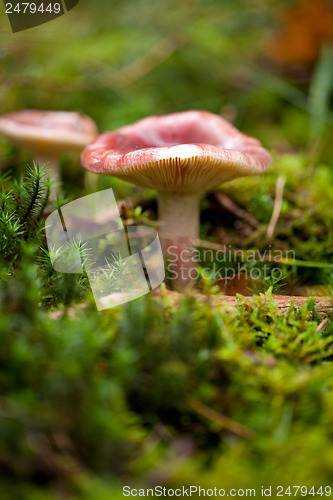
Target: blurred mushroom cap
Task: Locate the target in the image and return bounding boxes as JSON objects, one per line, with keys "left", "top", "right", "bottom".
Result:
{"left": 81, "top": 111, "right": 271, "bottom": 193}
{"left": 0, "top": 110, "right": 98, "bottom": 156}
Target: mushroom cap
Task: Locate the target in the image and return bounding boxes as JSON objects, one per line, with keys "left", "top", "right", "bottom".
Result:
{"left": 81, "top": 110, "right": 271, "bottom": 193}
{"left": 0, "top": 110, "right": 98, "bottom": 156}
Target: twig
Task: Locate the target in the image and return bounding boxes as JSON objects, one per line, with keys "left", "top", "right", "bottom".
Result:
{"left": 316, "top": 317, "right": 330, "bottom": 333}
{"left": 214, "top": 191, "right": 259, "bottom": 228}
{"left": 188, "top": 399, "right": 255, "bottom": 440}
{"left": 191, "top": 238, "right": 332, "bottom": 270}
{"left": 267, "top": 175, "right": 286, "bottom": 240}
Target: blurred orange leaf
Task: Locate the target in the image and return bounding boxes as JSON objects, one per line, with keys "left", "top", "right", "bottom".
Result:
{"left": 270, "top": 0, "right": 333, "bottom": 65}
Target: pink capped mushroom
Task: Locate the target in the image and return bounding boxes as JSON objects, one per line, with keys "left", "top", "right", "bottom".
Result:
{"left": 81, "top": 110, "right": 271, "bottom": 287}
{"left": 0, "top": 110, "right": 98, "bottom": 196}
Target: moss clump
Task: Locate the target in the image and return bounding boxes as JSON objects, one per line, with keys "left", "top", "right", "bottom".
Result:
{"left": 1, "top": 231, "right": 333, "bottom": 498}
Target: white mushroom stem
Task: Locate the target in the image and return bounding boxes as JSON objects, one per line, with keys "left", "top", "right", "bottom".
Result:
{"left": 36, "top": 155, "right": 61, "bottom": 198}
{"left": 158, "top": 191, "right": 200, "bottom": 288}
{"left": 84, "top": 170, "right": 99, "bottom": 192}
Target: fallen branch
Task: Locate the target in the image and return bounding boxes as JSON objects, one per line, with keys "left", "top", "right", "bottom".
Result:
{"left": 234, "top": 294, "right": 332, "bottom": 315}
{"left": 155, "top": 289, "right": 333, "bottom": 316}
{"left": 48, "top": 291, "right": 332, "bottom": 320}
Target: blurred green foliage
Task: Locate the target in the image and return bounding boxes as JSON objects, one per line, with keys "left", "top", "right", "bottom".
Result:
{"left": 0, "top": 166, "right": 333, "bottom": 498}
{"left": 0, "top": 0, "right": 332, "bottom": 175}
{"left": 2, "top": 241, "right": 333, "bottom": 498}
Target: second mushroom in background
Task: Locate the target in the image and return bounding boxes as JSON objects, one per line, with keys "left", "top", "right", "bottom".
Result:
{"left": 81, "top": 110, "right": 271, "bottom": 287}
{"left": 0, "top": 110, "right": 98, "bottom": 198}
